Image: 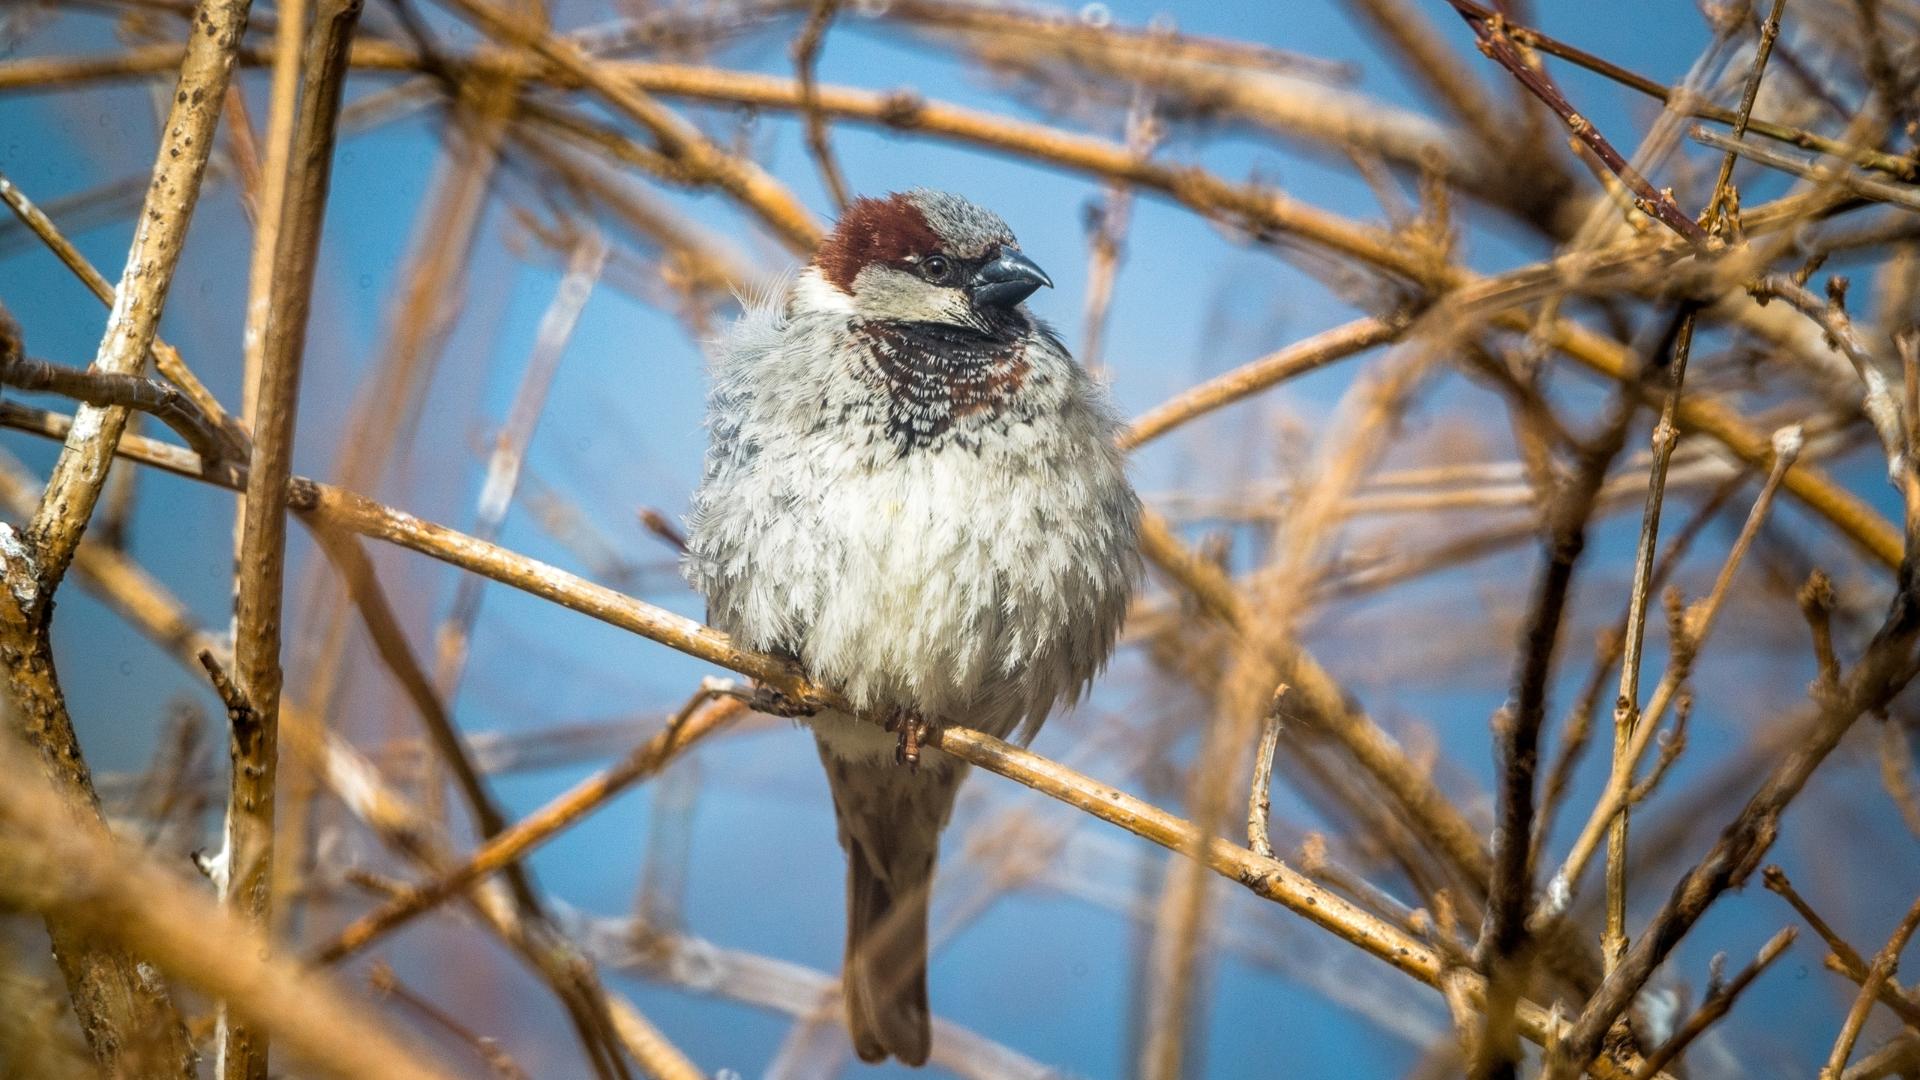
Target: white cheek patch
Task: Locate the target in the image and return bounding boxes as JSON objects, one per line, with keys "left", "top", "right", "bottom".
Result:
{"left": 792, "top": 268, "right": 856, "bottom": 316}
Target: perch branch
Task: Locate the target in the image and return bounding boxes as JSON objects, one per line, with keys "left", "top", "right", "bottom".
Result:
{"left": 0, "top": 408, "right": 1662, "bottom": 1080}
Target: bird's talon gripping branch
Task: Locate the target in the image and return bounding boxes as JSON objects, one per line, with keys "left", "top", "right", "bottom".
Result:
{"left": 886, "top": 708, "right": 934, "bottom": 771}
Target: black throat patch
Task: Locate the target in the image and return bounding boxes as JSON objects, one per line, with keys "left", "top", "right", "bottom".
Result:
{"left": 850, "top": 318, "right": 1038, "bottom": 454}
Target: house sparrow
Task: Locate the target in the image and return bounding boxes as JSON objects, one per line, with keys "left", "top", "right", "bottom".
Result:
{"left": 686, "top": 189, "right": 1140, "bottom": 1065}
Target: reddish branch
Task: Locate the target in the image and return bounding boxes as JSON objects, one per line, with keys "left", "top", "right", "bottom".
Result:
{"left": 1447, "top": 0, "right": 1709, "bottom": 244}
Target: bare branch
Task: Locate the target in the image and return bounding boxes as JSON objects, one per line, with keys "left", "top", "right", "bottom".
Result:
{"left": 24, "top": 0, "right": 251, "bottom": 598}
{"left": 1629, "top": 926, "right": 1796, "bottom": 1080}
{"left": 791, "top": 0, "right": 852, "bottom": 212}
{"left": 1694, "top": 126, "right": 1920, "bottom": 216}
{"left": 1764, "top": 865, "right": 1920, "bottom": 1027}
{"left": 0, "top": 310, "right": 235, "bottom": 463}
{"left": 312, "top": 686, "right": 744, "bottom": 963}
{"left": 0, "top": 735, "right": 458, "bottom": 1080}
{"left": 1825, "top": 895, "right": 1920, "bottom": 1078}
{"left": 220, "top": 4, "right": 362, "bottom": 1074}
{"left": 1705, "top": 0, "right": 1789, "bottom": 227}
{"left": 1246, "top": 688, "right": 1288, "bottom": 859}
{"left": 1446, "top": 1, "right": 1708, "bottom": 244}
{"left": 1605, "top": 306, "right": 1700, "bottom": 973}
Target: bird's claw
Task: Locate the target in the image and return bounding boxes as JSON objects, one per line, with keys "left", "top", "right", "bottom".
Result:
{"left": 884, "top": 708, "right": 934, "bottom": 771}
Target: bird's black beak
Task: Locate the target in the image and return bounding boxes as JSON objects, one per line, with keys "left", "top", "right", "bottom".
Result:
{"left": 969, "top": 248, "right": 1053, "bottom": 309}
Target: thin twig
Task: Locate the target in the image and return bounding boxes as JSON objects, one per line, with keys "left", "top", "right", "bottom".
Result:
{"left": 1825, "top": 894, "right": 1920, "bottom": 1078}
{"left": 1763, "top": 866, "right": 1920, "bottom": 1028}
{"left": 312, "top": 687, "right": 744, "bottom": 963}
{"left": 636, "top": 508, "right": 689, "bottom": 554}
{"left": 1693, "top": 127, "right": 1920, "bottom": 216}
{"left": 1800, "top": 571, "right": 1843, "bottom": 694}
{"left": 1480, "top": 390, "right": 1637, "bottom": 1076}
{"left": 1079, "top": 86, "right": 1158, "bottom": 372}
{"left": 1879, "top": 720, "right": 1920, "bottom": 839}
{"left": 1543, "top": 425, "right": 1803, "bottom": 923}
{"left": 1605, "top": 306, "right": 1700, "bottom": 972}
{"left": 1628, "top": 926, "right": 1796, "bottom": 1080}
{"left": 0, "top": 170, "right": 244, "bottom": 453}
{"left": 791, "top": 0, "right": 852, "bottom": 211}
{"left": 0, "top": 336, "right": 233, "bottom": 463}
{"left": 1119, "top": 317, "right": 1406, "bottom": 450}
{"left": 1751, "top": 273, "right": 1905, "bottom": 483}
{"left": 1246, "top": 688, "right": 1288, "bottom": 859}
{"left": 368, "top": 962, "right": 531, "bottom": 1080}
{"left": 1705, "top": 0, "right": 1788, "bottom": 228}
{"left": 1447, "top": 2, "right": 1708, "bottom": 244}
{"left": 1535, "top": 469, "right": 1746, "bottom": 859}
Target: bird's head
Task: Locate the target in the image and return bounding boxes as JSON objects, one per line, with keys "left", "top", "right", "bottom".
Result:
{"left": 800, "top": 189, "right": 1052, "bottom": 333}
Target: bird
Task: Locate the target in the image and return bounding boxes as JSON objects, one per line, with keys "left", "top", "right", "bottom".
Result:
{"left": 685, "top": 189, "right": 1140, "bottom": 1066}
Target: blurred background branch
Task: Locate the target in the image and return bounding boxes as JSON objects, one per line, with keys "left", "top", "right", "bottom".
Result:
{"left": 2, "top": 0, "right": 1919, "bottom": 1077}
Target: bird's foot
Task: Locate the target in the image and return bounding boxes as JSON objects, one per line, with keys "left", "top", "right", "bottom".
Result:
{"left": 734, "top": 683, "right": 820, "bottom": 719}
{"left": 884, "top": 708, "right": 935, "bottom": 771}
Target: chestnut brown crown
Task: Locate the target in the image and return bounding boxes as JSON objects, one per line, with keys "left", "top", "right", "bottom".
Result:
{"left": 810, "top": 189, "right": 1052, "bottom": 329}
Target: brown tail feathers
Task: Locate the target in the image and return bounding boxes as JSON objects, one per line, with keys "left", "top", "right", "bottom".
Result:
{"left": 818, "top": 743, "right": 964, "bottom": 1067}
{"left": 843, "top": 835, "right": 933, "bottom": 1065}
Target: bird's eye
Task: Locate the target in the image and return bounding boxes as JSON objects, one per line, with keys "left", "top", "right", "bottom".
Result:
{"left": 921, "top": 255, "right": 952, "bottom": 283}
